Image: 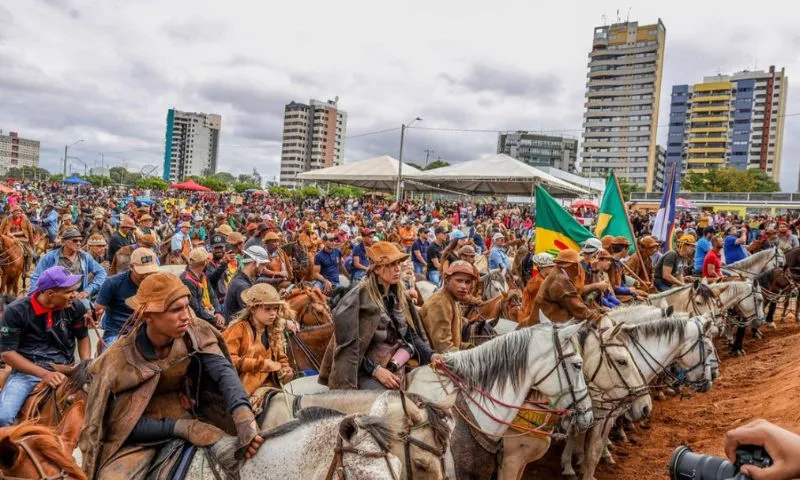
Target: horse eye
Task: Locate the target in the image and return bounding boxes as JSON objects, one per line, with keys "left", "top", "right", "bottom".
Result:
{"left": 572, "top": 362, "right": 583, "bottom": 371}
{"left": 616, "top": 359, "right": 628, "bottom": 367}
{"left": 414, "top": 460, "right": 430, "bottom": 472}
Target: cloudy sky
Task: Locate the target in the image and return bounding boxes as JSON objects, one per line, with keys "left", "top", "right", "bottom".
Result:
{"left": 2, "top": 0, "right": 799, "bottom": 190}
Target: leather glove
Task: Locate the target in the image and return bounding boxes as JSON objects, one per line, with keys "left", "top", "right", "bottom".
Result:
{"left": 173, "top": 419, "right": 227, "bottom": 447}
{"left": 232, "top": 405, "right": 258, "bottom": 448}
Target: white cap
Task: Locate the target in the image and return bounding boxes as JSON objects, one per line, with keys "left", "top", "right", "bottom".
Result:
{"left": 581, "top": 238, "right": 603, "bottom": 254}
{"left": 492, "top": 232, "right": 505, "bottom": 241}
{"left": 243, "top": 245, "right": 269, "bottom": 265}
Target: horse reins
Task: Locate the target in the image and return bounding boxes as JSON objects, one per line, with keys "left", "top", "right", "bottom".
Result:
{"left": 324, "top": 431, "right": 400, "bottom": 480}
{"left": 0, "top": 435, "right": 69, "bottom": 480}
{"left": 398, "top": 391, "right": 448, "bottom": 480}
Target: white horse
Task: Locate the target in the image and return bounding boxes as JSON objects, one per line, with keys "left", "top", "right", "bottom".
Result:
{"left": 261, "top": 390, "right": 456, "bottom": 480}
{"left": 482, "top": 268, "right": 508, "bottom": 300}
{"left": 647, "top": 280, "right": 764, "bottom": 329}
{"left": 416, "top": 280, "right": 438, "bottom": 301}
{"left": 406, "top": 322, "right": 594, "bottom": 480}
{"left": 723, "top": 245, "right": 785, "bottom": 279}
{"left": 184, "top": 391, "right": 402, "bottom": 480}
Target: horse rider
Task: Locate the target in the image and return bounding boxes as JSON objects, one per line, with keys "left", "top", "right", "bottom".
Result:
{"left": 223, "top": 246, "right": 270, "bottom": 322}
{"left": 40, "top": 204, "right": 59, "bottom": 244}
{"left": 298, "top": 221, "right": 322, "bottom": 260}
{"left": 86, "top": 233, "right": 110, "bottom": 271}
{"left": 0, "top": 204, "right": 37, "bottom": 273}
{"left": 520, "top": 253, "right": 555, "bottom": 325}
{"left": 528, "top": 249, "right": 602, "bottom": 325}
{"left": 181, "top": 247, "right": 226, "bottom": 330}
{"left": 107, "top": 216, "right": 137, "bottom": 262}
{"left": 137, "top": 214, "right": 161, "bottom": 244}
{"left": 455, "top": 244, "right": 483, "bottom": 304}
{"left": 350, "top": 228, "right": 374, "bottom": 284}
{"left": 207, "top": 232, "right": 234, "bottom": 306}
{"left": 109, "top": 232, "right": 159, "bottom": 275}
{"left": 420, "top": 260, "right": 478, "bottom": 353}
{"left": 608, "top": 236, "right": 647, "bottom": 302}
{"left": 653, "top": 234, "right": 696, "bottom": 292}
{"left": 319, "top": 241, "right": 432, "bottom": 391}
{"left": 169, "top": 221, "right": 192, "bottom": 265}
{"left": 223, "top": 283, "right": 293, "bottom": 417}
{"left": 578, "top": 238, "right": 611, "bottom": 303}
{"left": 86, "top": 211, "right": 114, "bottom": 243}
{"left": 313, "top": 234, "right": 343, "bottom": 295}
{"left": 30, "top": 227, "right": 107, "bottom": 301}
{"left": 590, "top": 249, "right": 622, "bottom": 309}
{"left": 626, "top": 235, "right": 658, "bottom": 288}
{"left": 488, "top": 232, "right": 512, "bottom": 271}
{"left": 0, "top": 266, "right": 91, "bottom": 426}
{"left": 260, "top": 231, "right": 293, "bottom": 290}
{"left": 79, "top": 272, "right": 264, "bottom": 479}
{"left": 95, "top": 248, "right": 159, "bottom": 348}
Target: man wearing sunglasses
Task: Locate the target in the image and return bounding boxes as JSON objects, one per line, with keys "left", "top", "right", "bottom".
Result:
{"left": 29, "top": 227, "right": 107, "bottom": 300}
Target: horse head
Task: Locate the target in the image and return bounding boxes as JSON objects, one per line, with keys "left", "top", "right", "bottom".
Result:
{"left": 0, "top": 423, "right": 86, "bottom": 480}
{"left": 336, "top": 393, "right": 403, "bottom": 480}
{"left": 672, "top": 316, "right": 719, "bottom": 393}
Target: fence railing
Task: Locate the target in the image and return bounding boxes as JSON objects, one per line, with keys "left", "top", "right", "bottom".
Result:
{"left": 629, "top": 192, "right": 800, "bottom": 203}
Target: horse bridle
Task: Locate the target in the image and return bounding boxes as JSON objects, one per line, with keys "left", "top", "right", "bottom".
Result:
{"left": 584, "top": 329, "right": 648, "bottom": 416}
{"left": 724, "top": 247, "right": 784, "bottom": 278}
{"left": 671, "top": 318, "right": 715, "bottom": 389}
{"left": 727, "top": 280, "right": 765, "bottom": 327}
{"left": 531, "top": 329, "right": 590, "bottom": 418}
{"left": 324, "top": 427, "right": 400, "bottom": 480}
{"left": 0, "top": 435, "right": 68, "bottom": 480}
{"left": 398, "top": 392, "right": 448, "bottom": 480}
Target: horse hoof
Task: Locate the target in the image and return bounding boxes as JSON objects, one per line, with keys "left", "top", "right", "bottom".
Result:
{"left": 767, "top": 323, "right": 777, "bottom": 330}
{"left": 752, "top": 330, "right": 762, "bottom": 339}
{"left": 729, "top": 349, "right": 745, "bottom": 357}
{"left": 601, "top": 455, "right": 616, "bottom": 465}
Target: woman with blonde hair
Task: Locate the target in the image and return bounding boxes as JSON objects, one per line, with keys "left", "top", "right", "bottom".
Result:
{"left": 223, "top": 283, "right": 293, "bottom": 415}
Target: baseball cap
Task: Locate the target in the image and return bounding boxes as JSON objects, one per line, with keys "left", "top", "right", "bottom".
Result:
{"left": 188, "top": 247, "right": 210, "bottom": 265}
{"left": 210, "top": 233, "right": 227, "bottom": 247}
{"left": 35, "top": 266, "right": 81, "bottom": 292}
{"left": 130, "top": 248, "right": 159, "bottom": 274}
{"left": 243, "top": 245, "right": 269, "bottom": 265}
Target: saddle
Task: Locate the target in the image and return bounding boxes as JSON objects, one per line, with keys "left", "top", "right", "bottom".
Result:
{"left": 19, "top": 380, "right": 56, "bottom": 421}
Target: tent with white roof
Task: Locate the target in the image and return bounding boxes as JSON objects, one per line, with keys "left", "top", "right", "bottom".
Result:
{"left": 296, "top": 155, "right": 426, "bottom": 191}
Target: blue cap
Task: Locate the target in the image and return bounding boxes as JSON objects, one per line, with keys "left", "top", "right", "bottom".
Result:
{"left": 35, "top": 266, "right": 81, "bottom": 292}
{"left": 452, "top": 230, "right": 466, "bottom": 240}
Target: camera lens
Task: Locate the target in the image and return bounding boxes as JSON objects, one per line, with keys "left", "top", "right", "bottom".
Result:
{"left": 669, "top": 446, "right": 738, "bottom": 479}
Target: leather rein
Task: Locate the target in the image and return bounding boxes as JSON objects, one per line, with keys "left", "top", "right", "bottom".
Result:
{"left": 0, "top": 435, "right": 69, "bottom": 480}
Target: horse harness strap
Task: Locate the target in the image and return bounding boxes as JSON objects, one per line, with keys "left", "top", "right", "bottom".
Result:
{"left": 324, "top": 435, "right": 400, "bottom": 480}
{"left": 0, "top": 435, "right": 68, "bottom": 480}
{"left": 454, "top": 393, "right": 503, "bottom": 459}
{"left": 398, "top": 391, "right": 447, "bottom": 479}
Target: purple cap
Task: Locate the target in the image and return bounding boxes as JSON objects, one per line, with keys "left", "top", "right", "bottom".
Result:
{"left": 36, "top": 266, "right": 82, "bottom": 292}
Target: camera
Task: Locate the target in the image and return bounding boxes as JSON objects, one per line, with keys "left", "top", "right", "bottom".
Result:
{"left": 669, "top": 445, "right": 772, "bottom": 480}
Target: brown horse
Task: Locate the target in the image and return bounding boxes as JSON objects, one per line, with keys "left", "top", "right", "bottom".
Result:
{"left": 285, "top": 322, "right": 334, "bottom": 375}
{"left": 284, "top": 285, "right": 332, "bottom": 327}
{"left": 466, "top": 289, "right": 523, "bottom": 323}
{"left": 0, "top": 423, "right": 86, "bottom": 479}
{"left": 18, "top": 361, "right": 93, "bottom": 454}
{"left": 0, "top": 233, "right": 25, "bottom": 295}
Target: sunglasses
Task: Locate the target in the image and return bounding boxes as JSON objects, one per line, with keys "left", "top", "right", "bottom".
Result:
{"left": 68, "top": 238, "right": 82, "bottom": 243}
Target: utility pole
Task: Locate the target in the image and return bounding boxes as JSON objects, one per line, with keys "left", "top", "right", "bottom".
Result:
{"left": 395, "top": 117, "right": 422, "bottom": 200}
{"left": 63, "top": 139, "right": 84, "bottom": 176}
{"left": 424, "top": 149, "right": 435, "bottom": 166}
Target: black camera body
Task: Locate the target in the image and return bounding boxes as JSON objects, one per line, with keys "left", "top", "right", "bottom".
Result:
{"left": 669, "top": 445, "right": 772, "bottom": 480}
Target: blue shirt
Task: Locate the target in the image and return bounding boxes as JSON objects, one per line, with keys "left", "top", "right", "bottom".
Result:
{"left": 410, "top": 239, "right": 429, "bottom": 266}
{"left": 352, "top": 243, "right": 369, "bottom": 269}
{"left": 314, "top": 248, "right": 342, "bottom": 284}
{"left": 95, "top": 271, "right": 139, "bottom": 336}
{"left": 724, "top": 235, "right": 748, "bottom": 264}
{"left": 694, "top": 237, "right": 712, "bottom": 271}
{"left": 489, "top": 246, "right": 512, "bottom": 270}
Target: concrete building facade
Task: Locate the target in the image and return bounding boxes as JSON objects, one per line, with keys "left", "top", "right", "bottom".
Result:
{"left": 0, "top": 130, "right": 40, "bottom": 175}
{"left": 279, "top": 98, "right": 347, "bottom": 188}
{"left": 162, "top": 109, "right": 221, "bottom": 182}
{"left": 497, "top": 132, "right": 578, "bottom": 172}
{"left": 581, "top": 18, "right": 667, "bottom": 191}
{"left": 666, "top": 66, "right": 788, "bottom": 182}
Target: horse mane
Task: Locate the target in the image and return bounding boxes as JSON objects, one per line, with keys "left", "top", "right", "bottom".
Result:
{"left": 354, "top": 415, "right": 400, "bottom": 453}
{"left": 695, "top": 283, "right": 714, "bottom": 299}
{"left": 726, "top": 248, "right": 773, "bottom": 270}
{"left": 443, "top": 324, "right": 549, "bottom": 393}
{"left": 406, "top": 393, "right": 453, "bottom": 449}
{"left": 0, "top": 423, "right": 87, "bottom": 480}
{"left": 623, "top": 317, "right": 689, "bottom": 343}
{"left": 63, "top": 360, "right": 93, "bottom": 395}
{"left": 258, "top": 407, "right": 345, "bottom": 442}
{"left": 647, "top": 284, "right": 692, "bottom": 300}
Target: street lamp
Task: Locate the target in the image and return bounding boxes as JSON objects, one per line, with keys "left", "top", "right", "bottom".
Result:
{"left": 63, "top": 139, "right": 84, "bottom": 176}
{"left": 68, "top": 156, "right": 87, "bottom": 176}
{"left": 395, "top": 117, "right": 423, "bottom": 200}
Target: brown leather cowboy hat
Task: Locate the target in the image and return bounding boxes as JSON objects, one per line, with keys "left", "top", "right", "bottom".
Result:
{"left": 367, "top": 241, "right": 409, "bottom": 266}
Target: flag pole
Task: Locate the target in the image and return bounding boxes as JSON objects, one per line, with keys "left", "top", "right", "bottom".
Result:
{"left": 612, "top": 172, "right": 651, "bottom": 285}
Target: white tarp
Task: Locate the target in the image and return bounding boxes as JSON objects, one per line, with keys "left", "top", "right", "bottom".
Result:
{"left": 416, "top": 154, "right": 587, "bottom": 197}
{"left": 296, "top": 155, "right": 426, "bottom": 191}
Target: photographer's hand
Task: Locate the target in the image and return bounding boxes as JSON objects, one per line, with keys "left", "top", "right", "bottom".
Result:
{"left": 724, "top": 419, "right": 800, "bottom": 480}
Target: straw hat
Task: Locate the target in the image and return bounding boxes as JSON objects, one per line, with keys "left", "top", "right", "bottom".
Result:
{"left": 227, "top": 232, "right": 245, "bottom": 245}
{"left": 264, "top": 231, "right": 282, "bottom": 242}
{"left": 216, "top": 224, "right": 234, "bottom": 236}
{"left": 188, "top": 247, "right": 210, "bottom": 265}
{"left": 87, "top": 233, "right": 107, "bottom": 247}
{"left": 137, "top": 233, "right": 157, "bottom": 247}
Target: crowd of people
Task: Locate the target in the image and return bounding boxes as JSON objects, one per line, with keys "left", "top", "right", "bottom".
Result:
{"left": 0, "top": 180, "right": 799, "bottom": 478}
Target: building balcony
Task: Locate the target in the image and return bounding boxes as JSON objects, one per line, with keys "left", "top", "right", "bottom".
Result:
{"left": 688, "top": 137, "right": 727, "bottom": 143}
{"left": 690, "top": 126, "right": 728, "bottom": 134}
{"left": 585, "top": 97, "right": 654, "bottom": 108}
{"left": 584, "top": 109, "right": 653, "bottom": 118}
{"left": 692, "top": 105, "right": 729, "bottom": 113}
{"left": 588, "top": 55, "right": 657, "bottom": 67}
{"left": 587, "top": 76, "right": 657, "bottom": 87}
{"left": 687, "top": 147, "right": 727, "bottom": 154}
{"left": 590, "top": 44, "right": 659, "bottom": 57}
{"left": 588, "top": 64, "right": 657, "bottom": 79}
{"left": 692, "top": 94, "right": 731, "bottom": 102}
{"left": 687, "top": 156, "right": 725, "bottom": 164}
{"left": 689, "top": 116, "right": 729, "bottom": 123}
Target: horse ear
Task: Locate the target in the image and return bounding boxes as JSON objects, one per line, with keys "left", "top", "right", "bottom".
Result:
{"left": 604, "top": 322, "right": 625, "bottom": 340}
{"left": 538, "top": 311, "right": 552, "bottom": 324}
{"left": 665, "top": 305, "right": 675, "bottom": 317}
{"left": 0, "top": 436, "right": 19, "bottom": 469}
{"left": 692, "top": 278, "right": 700, "bottom": 288}
{"left": 437, "top": 392, "right": 458, "bottom": 411}
{"left": 339, "top": 416, "right": 359, "bottom": 443}
{"left": 557, "top": 321, "right": 585, "bottom": 343}
{"left": 701, "top": 318, "right": 715, "bottom": 336}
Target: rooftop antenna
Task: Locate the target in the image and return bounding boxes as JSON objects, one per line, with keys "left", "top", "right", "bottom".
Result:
{"left": 626, "top": 7, "right": 631, "bottom": 22}
{"left": 616, "top": 9, "right": 620, "bottom": 23}
{"left": 601, "top": 14, "right": 607, "bottom": 26}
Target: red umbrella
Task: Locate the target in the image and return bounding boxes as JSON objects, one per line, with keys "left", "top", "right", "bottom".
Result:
{"left": 170, "top": 179, "right": 211, "bottom": 192}
{"left": 571, "top": 199, "right": 598, "bottom": 210}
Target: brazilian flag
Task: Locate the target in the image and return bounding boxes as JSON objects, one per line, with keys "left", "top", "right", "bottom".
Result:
{"left": 594, "top": 171, "right": 636, "bottom": 251}
{"left": 534, "top": 186, "right": 594, "bottom": 255}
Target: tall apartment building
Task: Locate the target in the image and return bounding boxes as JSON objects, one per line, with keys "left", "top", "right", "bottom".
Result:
{"left": 279, "top": 98, "right": 347, "bottom": 188}
{"left": 666, "top": 66, "right": 788, "bottom": 182}
{"left": 0, "top": 130, "right": 40, "bottom": 175}
{"left": 162, "top": 109, "right": 221, "bottom": 182}
{"left": 497, "top": 132, "right": 578, "bottom": 172}
{"left": 652, "top": 145, "right": 667, "bottom": 191}
{"left": 581, "top": 18, "right": 666, "bottom": 191}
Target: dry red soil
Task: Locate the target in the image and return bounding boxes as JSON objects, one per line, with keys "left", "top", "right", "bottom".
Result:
{"left": 524, "top": 320, "right": 800, "bottom": 479}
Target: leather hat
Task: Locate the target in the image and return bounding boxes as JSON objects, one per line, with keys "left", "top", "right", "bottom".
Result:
{"left": 554, "top": 249, "right": 580, "bottom": 264}
{"left": 445, "top": 260, "right": 478, "bottom": 280}
{"left": 366, "top": 241, "right": 409, "bottom": 266}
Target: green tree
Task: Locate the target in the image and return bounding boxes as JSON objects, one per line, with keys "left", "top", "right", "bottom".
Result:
{"left": 682, "top": 168, "right": 779, "bottom": 193}
{"left": 233, "top": 181, "right": 260, "bottom": 193}
{"left": 268, "top": 185, "right": 292, "bottom": 197}
{"left": 84, "top": 175, "right": 114, "bottom": 186}
{"left": 137, "top": 177, "right": 170, "bottom": 191}
{"left": 197, "top": 176, "right": 228, "bottom": 192}
{"left": 237, "top": 173, "right": 255, "bottom": 184}
{"left": 424, "top": 160, "right": 450, "bottom": 170}
{"left": 49, "top": 174, "right": 65, "bottom": 182}
{"left": 213, "top": 171, "right": 236, "bottom": 185}
{"left": 297, "top": 185, "right": 321, "bottom": 198}
{"left": 328, "top": 185, "right": 363, "bottom": 198}
{"left": 618, "top": 181, "right": 643, "bottom": 201}
{"left": 4, "top": 166, "right": 50, "bottom": 180}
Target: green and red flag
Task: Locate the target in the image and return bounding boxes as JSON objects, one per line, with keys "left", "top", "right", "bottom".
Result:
{"left": 534, "top": 186, "right": 594, "bottom": 255}
{"left": 594, "top": 171, "right": 636, "bottom": 251}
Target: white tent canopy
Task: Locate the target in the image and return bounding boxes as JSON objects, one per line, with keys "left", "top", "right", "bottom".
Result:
{"left": 416, "top": 154, "right": 587, "bottom": 197}
{"left": 296, "top": 155, "right": 426, "bottom": 191}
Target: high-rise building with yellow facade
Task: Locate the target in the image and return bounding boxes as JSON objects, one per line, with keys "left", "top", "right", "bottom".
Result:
{"left": 665, "top": 66, "right": 788, "bottom": 184}
{"left": 580, "top": 19, "right": 666, "bottom": 192}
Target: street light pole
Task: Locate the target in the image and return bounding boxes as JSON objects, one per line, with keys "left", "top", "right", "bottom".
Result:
{"left": 63, "top": 139, "right": 84, "bottom": 176}
{"left": 395, "top": 117, "right": 422, "bottom": 200}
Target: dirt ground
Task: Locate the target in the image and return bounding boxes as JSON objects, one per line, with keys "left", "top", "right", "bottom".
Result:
{"left": 523, "top": 319, "right": 800, "bottom": 479}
